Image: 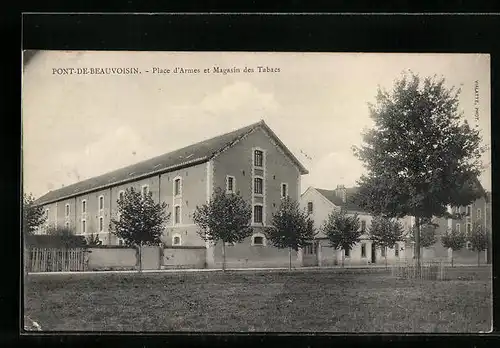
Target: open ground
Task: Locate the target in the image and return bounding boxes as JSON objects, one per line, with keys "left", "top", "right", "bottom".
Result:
{"left": 24, "top": 266, "right": 492, "bottom": 333}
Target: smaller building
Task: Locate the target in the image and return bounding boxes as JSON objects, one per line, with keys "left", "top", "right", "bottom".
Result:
{"left": 429, "top": 190, "right": 491, "bottom": 265}
{"left": 301, "top": 183, "right": 491, "bottom": 267}
{"left": 300, "top": 186, "right": 410, "bottom": 266}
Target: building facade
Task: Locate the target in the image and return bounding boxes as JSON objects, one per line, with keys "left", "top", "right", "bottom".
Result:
{"left": 300, "top": 186, "right": 412, "bottom": 266}
{"left": 429, "top": 192, "right": 492, "bottom": 265}
{"left": 34, "top": 120, "right": 310, "bottom": 268}
{"left": 300, "top": 185, "right": 491, "bottom": 266}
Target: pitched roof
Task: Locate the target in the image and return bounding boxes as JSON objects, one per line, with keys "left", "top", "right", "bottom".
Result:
{"left": 35, "top": 120, "right": 308, "bottom": 205}
{"left": 315, "top": 187, "right": 365, "bottom": 212}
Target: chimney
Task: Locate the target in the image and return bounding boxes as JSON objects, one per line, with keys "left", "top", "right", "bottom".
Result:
{"left": 335, "top": 184, "right": 346, "bottom": 203}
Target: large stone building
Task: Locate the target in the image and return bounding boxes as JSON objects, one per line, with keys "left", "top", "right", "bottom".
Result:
{"left": 34, "top": 120, "right": 311, "bottom": 268}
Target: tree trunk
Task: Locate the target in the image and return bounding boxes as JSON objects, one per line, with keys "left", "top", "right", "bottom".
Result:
{"left": 341, "top": 249, "right": 345, "bottom": 267}
{"left": 385, "top": 247, "right": 388, "bottom": 269}
{"left": 138, "top": 243, "right": 143, "bottom": 273}
{"left": 222, "top": 241, "right": 226, "bottom": 272}
{"left": 477, "top": 250, "right": 480, "bottom": 267}
{"left": 451, "top": 252, "right": 454, "bottom": 268}
{"left": 288, "top": 247, "right": 292, "bottom": 271}
{"left": 414, "top": 217, "right": 421, "bottom": 276}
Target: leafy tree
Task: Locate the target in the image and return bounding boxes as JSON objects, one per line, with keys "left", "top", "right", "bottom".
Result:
{"left": 85, "top": 233, "right": 103, "bottom": 247}
{"left": 469, "top": 221, "right": 489, "bottom": 266}
{"left": 23, "top": 193, "right": 47, "bottom": 236}
{"left": 352, "top": 71, "right": 485, "bottom": 272}
{"left": 369, "top": 216, "right": 404, "bottom": 268}
{"left": 109, "top": 187, "right": 169, "bottom": 271}
{"left": 46, "top": 225, "right": 87, "bottom": 248}
{"left": 265, "top": 197, "right": 316, "bottom": 271}
{"left": 441, "top": 227, "right": 466, "bottom": 267}
{"left": 322, "top": 209, "right": 361, "bottom": 267}
{"left": 193, "top": 187, "right": 252, "bottom": 272}
{"left": 409, "top": 219, "right": 438, "bottom": 248}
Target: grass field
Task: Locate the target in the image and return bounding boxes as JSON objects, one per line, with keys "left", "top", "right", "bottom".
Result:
{"left": 24, "top": 266, "right": 492, "bottom": 332}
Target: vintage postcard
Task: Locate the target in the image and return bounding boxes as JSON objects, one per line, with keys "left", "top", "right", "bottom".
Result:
{"left": 22, "top": 51, "right": 492, "bottom": 332}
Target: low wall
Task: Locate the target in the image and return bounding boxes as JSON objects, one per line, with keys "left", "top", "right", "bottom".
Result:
{"left": 162, "top": 246, "right": 206, "bottom": 269}
{"left": 452, "top": 249, "right": 487, "bottom": 265}
{"left": 87, "top": 246, "right": 137, "bottom": 271}
{"left": 209, "top": 241, "right": 301, "bottom": 269}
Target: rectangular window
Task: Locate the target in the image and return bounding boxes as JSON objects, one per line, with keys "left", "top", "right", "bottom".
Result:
{"left": 174, "top": 178, "right": 182, "bottom": 196}
{"left": 254, "top": 205, "right": 263, "bottom": 223}
{"left": 65, "top": 221, "right": 70, "bottom": 229}
{"left": 467, "top": 223, "right": 472, "bottom": 234}
{"left": 345, "top": 248, "right": 350, "bottom": 258}
{"left": 466, "top": 205, "right": 471, "bottom": 216}
{"left": 361, "top": 220, "right": 366, "bottom": 232}
{"left": 381, "top": 247, "right": 386, "bottom": 257}
{"left": 99, "top": 196, "right": 104, "bottom": 210}
{"left": 226, "top": 175, "right": 235, "bottom": 193}
{"left": 307, "top": 202, "right": 313, "bottom": 214}
{"left": 253, "top": 236, "right": 263, "bottom": 245}
{"left": 174, "top": 206, "right": 181, "bottom": 224}
{"left": 477, "top": 208, "right": 481, "bottom": 219}
{"left": 99, "top": 217, "right": 104, "bottom": 232}
{"left": 254, "top": 177, "right": 263, "bottom": 194}
{"left": 82, "top": 200, "right": 86, "bottom": 214}
{"left": 82, "top": 220, "right": 86, "bottom": 234}
{"left": 395, "top": 243, "right": 399, "bottom": 257}
{"left": 281, "top": 183, "right": 288, "bottom": 199}
{"left": 65, "top": 204, "right": 70, "bottom": 217}
{"left": 456, "top": 223, "right": 461, "bottom": 233}
{"left": 361, "top": 243, "right": 366, "bottom": 258}
{"left": 119, "top": 191, "right": 125, "bottom": 201}
{"left": 254, "top": 150, "right": 263, "bottom": 167}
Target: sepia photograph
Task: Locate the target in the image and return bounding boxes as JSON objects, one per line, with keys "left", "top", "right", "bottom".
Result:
{"left": 22, "top": 51, "right": 492, "bottom": 333}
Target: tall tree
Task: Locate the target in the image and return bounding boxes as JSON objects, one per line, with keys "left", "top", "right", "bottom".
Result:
{"left": 265, "top": 197, "right": 316, "bottom": 271}
{"left": 409, "top": 219, "right": 439, "bottom": 247}
{"left": 109, "top": 187, "right": 169, "bottom": 272}
{"left": 46, "top": 225, "right": 87, "bottom": 248}
{"left": 23, "top": 193, "right": 47, "bottom": 236}
{"left": 193, "top": 187, "right": 252, "bottom": 272}
{"left": 441, "top": 227, "right": 466, "bottom": 267}
{"left": 469, "top": 221, "right": 489, "bottom": 266}
{"left": 322, "top": 209, "right": 361, "bottom": 267}
{"left": 369, "top": 216, "right": 404, "bottom": 268}
{"left": 353, "top": 71, "right": 485, "bottom": 273}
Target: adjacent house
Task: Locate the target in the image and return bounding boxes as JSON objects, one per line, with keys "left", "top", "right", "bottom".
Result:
{"left": 429, "top": 190, "right": 492, "bottom": 265}
{"left": 300, "top": 185, "right": 412, "bottom": 266}
{"left": 300, "top": 183, "right": 492, "bottom": 267}
{"left": 34, "top": 120, "right": 310, "bottom": 269}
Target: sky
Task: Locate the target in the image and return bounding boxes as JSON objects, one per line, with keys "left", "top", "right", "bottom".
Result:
{"left": 22, "top": 51, "right": 491, "bottom": 198}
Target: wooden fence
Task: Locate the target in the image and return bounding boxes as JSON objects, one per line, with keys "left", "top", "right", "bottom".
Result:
{"left": 27, "top": 247, "right": 88, "bottom": 272}
{"left": 391, "top": 261, "right": 445, "bottom": 280}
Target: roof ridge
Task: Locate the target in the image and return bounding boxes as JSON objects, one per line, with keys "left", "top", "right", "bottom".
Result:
{"left": 34, "top": 120, "right": 295, "bottom": 205}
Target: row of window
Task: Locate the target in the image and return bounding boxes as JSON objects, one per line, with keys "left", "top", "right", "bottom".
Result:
{"left": 455, "top": 222, "right": 473, "bottom": 234}
{"left": 225, "top": 175, "right": 288, "bottom": 198}
{"left": 61, "top": 179, "right": 183, "bottom": 218}
{"left": 306, "top": 202, "right": 483, "bottom": 220}
{"left": 454, "top": 205, "right": 482, "bottom": 218}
